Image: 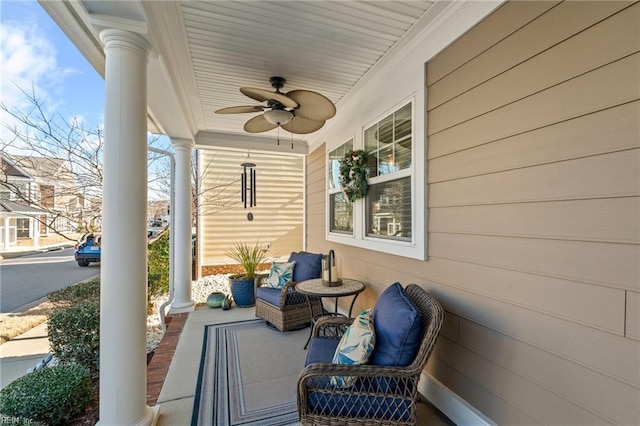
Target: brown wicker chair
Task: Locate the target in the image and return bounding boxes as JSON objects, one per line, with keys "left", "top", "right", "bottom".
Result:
{"left": 255, "top": 252, "right": 327, "bottom": 332}
{"left": 255, "top": 274, "right": 323, "bottom": 332}
{"left": 297, "top": 284, "right": 444, "bottom": 425}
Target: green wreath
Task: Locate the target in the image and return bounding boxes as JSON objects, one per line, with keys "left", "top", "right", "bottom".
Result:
{"left": 339, "top": 149, "right": 369, "bottom": 202}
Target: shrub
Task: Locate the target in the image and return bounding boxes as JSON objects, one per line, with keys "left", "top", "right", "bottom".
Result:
{"left": 47, "top": 279, "right": 100, "bottom": 310}
{"left": 0, "top": 364, "right": 92, "bottom": 425}
{"left": 148, "top": 229, "right": 170, "bottom": 302}
{"left": 47, "top": 300, "right": 100, "bottom": 373}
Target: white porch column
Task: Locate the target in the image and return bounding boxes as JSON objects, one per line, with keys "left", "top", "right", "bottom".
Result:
{"left": 32, "top": 217, "right": 39, "bottom": 248}
{"left": 3, "top": 217, "right": 10, "bottom": 249}
{"left": 170, "top": 138, "right": 195, "bottom": 312}
{"left": 98, "top": 29, "right": 155, "bottom": 425}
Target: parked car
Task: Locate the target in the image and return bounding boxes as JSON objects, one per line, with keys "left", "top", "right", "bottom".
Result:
{"left": 74, "top": 233, "right": 101, "bottom": 267}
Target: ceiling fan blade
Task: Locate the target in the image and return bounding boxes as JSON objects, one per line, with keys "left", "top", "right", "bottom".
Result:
{"left": 286, "top": 90, "right": 336, "bottom": 121}
{"left": 281, "top": 116, "right": 326, "bottom": 134}
{"left": 240, "top": 87, "right": 298, "bottom": 109}
{"left": 244, "top": 114, "right": 278, "bottom": 133}
{"left": 215, "top": 105, "right": 264, "bottom": 114}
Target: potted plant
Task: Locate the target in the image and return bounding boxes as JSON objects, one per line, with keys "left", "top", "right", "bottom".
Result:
{"left": 226, "top": 240, "right": 267, "bottom": 307}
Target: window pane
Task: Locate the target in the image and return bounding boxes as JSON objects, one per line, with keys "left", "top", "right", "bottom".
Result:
{"left": 366, "top": 177, "right": 411, "bottom": 241}
{"left": 396, "top": 137, "right": 411, "bottom": 170}
{"left": 329, "top": 139, "right": 352, "bottom": 190}
{"left": 378, "top": 114, "right": 393, "bottom": 145}
{"left": 330, "top": 192, "right": 353, "bottom": 234}
{"left": 16, "top": 218, "right": 29, "bottom": 238}
{"left": 395, "top": 103, "right": 411, "bottom": 140}
{"left": 364, "top": 127, "right": 377, "bottom": 152}
{"left": 378, "top": 145, "right": 395, "bottom": 175}
{"left": 367, "top": 150, "right": 378, "bottom": 179}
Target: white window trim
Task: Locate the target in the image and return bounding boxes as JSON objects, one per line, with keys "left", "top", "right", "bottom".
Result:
{"left": 326, "top": 96, "right": 426, "bottom": 260}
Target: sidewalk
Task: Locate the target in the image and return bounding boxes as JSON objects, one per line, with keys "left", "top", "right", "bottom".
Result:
{"left": 0, "top": 322, "right": 51, "bottom": 390}
{"left": 0, "top": 241, "right": 76, "bottom": 260}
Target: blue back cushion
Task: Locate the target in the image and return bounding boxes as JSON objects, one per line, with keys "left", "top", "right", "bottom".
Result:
{"left": 288, "top": 251, "right": 322, "bottom": 282}
{"left": 370, "top": 282, "right": 423, "bottom": 367}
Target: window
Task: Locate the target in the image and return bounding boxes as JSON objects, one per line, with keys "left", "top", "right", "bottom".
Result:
{"left": 16, "top": 218, "right": 30, "bottom": 238}
{"left": 328, "top": 139, "right": 353, "bottom": 234}
{"left": 365, "top": 103, "right": 412, "bottom": 241}
{"left": 326, "top": 99, "right": 425, "bottom": 260}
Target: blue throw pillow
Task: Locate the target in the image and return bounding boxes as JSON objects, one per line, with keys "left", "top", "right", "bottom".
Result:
{"left": 370, "top": 283, "right": 423, "bottom": 366}
{"left": 287, "top": 251, "right": 322, "bottom": 282}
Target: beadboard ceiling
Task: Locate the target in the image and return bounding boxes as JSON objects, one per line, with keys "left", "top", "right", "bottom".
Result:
{"left": 39, "top": 0, "right": 499, "bottom": 150}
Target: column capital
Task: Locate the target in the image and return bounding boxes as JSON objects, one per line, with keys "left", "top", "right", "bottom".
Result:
{"left": 171, "top": 138, "right": 195, "bottom": 150}
{"left": 99, "top": 28, "right": 151, "bottom": 56}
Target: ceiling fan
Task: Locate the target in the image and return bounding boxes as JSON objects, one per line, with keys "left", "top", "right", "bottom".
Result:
{"left": 215, "top": 76, "right": 336, "bottom": 135}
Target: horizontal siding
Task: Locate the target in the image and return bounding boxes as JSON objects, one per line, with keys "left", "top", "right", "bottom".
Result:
{"left": 627, "top": 292, "right": 640, "bottom": 341}
{"left": 306, "top": 2, "right": 640, "bottom": 424}
{"left": 426, "top": 0, "right": 560, "bottom": 85}
{"left": 429, "top": 233, "right": 640, "bottom": 291}
{"left": 200, "top": 149, "right": 304, "bottom": 263}
{"left": 430, "top": 150, "right": 640, "bottom": 206}
{"left": 428, "top": 101, "right": 640, "bottom": 183}
{"left": 429, "top": 52, "right": 640, "bottom": 158}
{"left": 427, "top": 1, "right": 631, "bottom": 109}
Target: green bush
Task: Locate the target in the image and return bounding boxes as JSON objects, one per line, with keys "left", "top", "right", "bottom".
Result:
{"left": 0, "top": 364, "right": 92, "bottom": 425}
{"left": 148, "top": 229, "right": 170, "bottom": 302}
{"left": 47, "top": 300, "right": 100, "bottom": 373}
{"left": 47, "top": 279, "right": 100, "bottom": 310}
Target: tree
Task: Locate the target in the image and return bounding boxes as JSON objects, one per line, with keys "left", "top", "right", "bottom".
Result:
{"left": 1, "top": 85, "right": 168, "bottom": 239}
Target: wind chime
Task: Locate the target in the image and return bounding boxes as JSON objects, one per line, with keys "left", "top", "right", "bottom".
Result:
{"left": 241, "top": 161, "right": 256, "bottom": 221}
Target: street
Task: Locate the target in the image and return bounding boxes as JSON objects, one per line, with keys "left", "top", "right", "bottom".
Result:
{"left": 0, "top": 248, "right": 99, "bottom": 313}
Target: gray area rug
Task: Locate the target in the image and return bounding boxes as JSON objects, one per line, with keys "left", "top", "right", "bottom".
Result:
{"left": 192, "top": 319, "right": 308, "bottom": 425}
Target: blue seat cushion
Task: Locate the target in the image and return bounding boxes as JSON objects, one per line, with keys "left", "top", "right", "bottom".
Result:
{"left": 370, "top": 282, "right": 424, "bottom": 367}
{"left": 256, "top": 287, "right": 307, "bottom": 307}
{"left": 288, "top": 251, "right": 322, "bottom": 282}
{"left": 305, "top": 337, "right": 339, "bottom": 366}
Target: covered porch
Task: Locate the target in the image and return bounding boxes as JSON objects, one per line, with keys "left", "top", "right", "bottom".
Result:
{"left": 40, "top": 1, "right": 639, "bottom": 425}
{"left": 146, "top": 304, "right": 454, "bottom": 425}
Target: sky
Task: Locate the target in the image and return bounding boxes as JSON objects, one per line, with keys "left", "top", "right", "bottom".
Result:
{"left": 1, "top": 0, "right": 171, "bottom": 199}
{"left": 1, "top": 0, "right": 106, "bottom": 128}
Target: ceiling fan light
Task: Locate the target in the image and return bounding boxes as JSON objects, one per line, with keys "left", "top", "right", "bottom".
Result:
{"left": 263, "top": 109, "right": 293, "bottom": 125}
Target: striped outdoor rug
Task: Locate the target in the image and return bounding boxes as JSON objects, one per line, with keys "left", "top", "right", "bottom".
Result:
{"left": 192, "top": 319, "right": 308, "bottom": 425}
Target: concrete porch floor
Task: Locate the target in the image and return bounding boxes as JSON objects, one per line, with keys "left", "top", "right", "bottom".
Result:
{"left": 147, "top": 305, "right": 455, "bottom": 425}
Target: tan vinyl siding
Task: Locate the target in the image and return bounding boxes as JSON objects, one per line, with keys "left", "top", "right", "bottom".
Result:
{"left": 307, "top": 1, "right": 640, "bottom": 424}
{"left": 200, "top": 149, "right": 304, "bottom": 264}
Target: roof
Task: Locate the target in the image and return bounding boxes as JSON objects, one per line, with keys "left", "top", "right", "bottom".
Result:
{"left": 0, "top": 200, "right": 48, "bottom": 214}
{"left": 1, "top": 156, "right": 31, "bottom": 179}
{"left": 9, "top": 156, "right": 69, "bottom": 179}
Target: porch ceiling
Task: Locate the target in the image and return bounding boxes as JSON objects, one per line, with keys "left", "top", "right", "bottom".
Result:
{"left": 39, "top": 0, "right": 496, "bottom": 153}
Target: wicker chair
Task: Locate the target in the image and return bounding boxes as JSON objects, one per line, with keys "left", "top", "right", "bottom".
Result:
{"left": 255, "top": 252, "right": 324, "bottom": 332}
{"left": 297, "top": 284, "right": 444, "bottom": 425}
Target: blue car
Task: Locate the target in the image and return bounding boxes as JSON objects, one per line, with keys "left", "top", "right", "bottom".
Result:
{"left": 74, "top": 234, "right": 101, "bottom": 267}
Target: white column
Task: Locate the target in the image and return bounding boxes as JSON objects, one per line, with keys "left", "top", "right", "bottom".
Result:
{"left": 170, "top": 138, "right": 195, "bottom": 312}
{"left": 98, "top": 28, "right": 155, "bottom": 426}
{"left": 32, "top": 217, "right": 39, "bottom": 248}
{"left": 2, "top": 217, "right": 8, "bottom": 249}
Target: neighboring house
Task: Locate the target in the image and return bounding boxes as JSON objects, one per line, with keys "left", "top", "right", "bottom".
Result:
{"left": 0, "top": 154, "right": 92, "bottom": 250}
{"left": 0, "top": 200, "right": 48, "bottom": 250}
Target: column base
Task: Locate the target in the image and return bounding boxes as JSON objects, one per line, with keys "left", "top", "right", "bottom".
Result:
{"left": 97, "top": 405, "right": 159, "bottom": 426}
{"left": 169, "top": 301, "right": 195, "bottom": 314}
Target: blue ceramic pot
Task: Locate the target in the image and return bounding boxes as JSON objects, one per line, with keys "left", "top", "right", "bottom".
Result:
{"left": 207, "top": 292, "right": 226, "bottom": 308}
{"left": 229, "top": 275, "right": 256, "bottom": 307}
